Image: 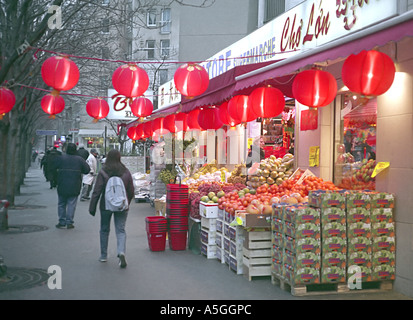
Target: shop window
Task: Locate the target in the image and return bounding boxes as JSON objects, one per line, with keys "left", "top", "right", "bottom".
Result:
{"left": 334, "top": 94, "right": 377, "bottom": 190}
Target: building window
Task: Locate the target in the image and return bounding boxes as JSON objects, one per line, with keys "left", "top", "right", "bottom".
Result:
{"left": 101, "top": 18, "right": 109, "bottom": 33}
{"left": 265, "top": 0, "right": 285, "bottom": 23}
{"left": 160, "top": 8, "right": 171, "bottom": 33}
{"left": 160, "top": 39, "right": 170, "bottom": 58}
{"left": 147, "top": 9, "right": 157, "bottom": 27}
{"left": 146, "top": 40, "right": 155, "bottom": 59}
{"left": 159, "top": 69, "right": 168, "bottom": 85}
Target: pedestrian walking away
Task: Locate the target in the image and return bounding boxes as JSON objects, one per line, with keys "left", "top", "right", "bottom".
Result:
{"left": 77, "top": 144, "right": 89, "bottom": 161}
{"left": 45, "top": 146, "right": 62, "bottom": 188}
{"left": 89, "top": 149, "right": 135, "bottom": 268}
{"left": 80, "top": 148, "right": 99, "bottom": 201}
{"left": 52, "top": 143, "right": 90, "bottom": 229}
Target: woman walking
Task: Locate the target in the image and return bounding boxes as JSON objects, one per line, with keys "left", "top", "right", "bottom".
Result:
{"left": 89, "top": 149, "right": 135, "bottom": 268}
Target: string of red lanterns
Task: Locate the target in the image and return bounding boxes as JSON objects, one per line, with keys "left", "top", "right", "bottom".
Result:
{"left": 0, "top": 87, "right": 16, "bottom": 119}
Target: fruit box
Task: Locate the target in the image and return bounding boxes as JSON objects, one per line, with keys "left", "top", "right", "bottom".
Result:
{"left": 321, "top": 251, "right": 346, "bottom": 269}
{"left": 371, "top": 208, "right": 394, "bottom": 223}
{"left": 321, "top": 207, "right": 346, "bottom": 225}
{"left": 372, "top": 250, "right": 395, "bottom": 266}
{"left": 321, "top": 221, "right": 347, "bottom": 239}
{"left": 308, "top": 190, "right": 346, "bottom": 209}
{"left": 369, "top": 192, "right": 395, "bottom": 208}
{"left": 283, "top": 235, "right": 321, "bottom": 254}
{"left": 348, "top": 237, "right": 372, "bottom": 253}
{"left": 346, "top": 191, "right": 371, "bottom": 209}
{"left": 347, "top": 207, "right": 371, "bottom": 224}
{"left": 273, "top": 244, "right": 283, "bottom": 260}
{"left": 347, "top": 222, "right": 372, "bottom": 239}
{"left": 322, "top": 237, "right": 347, "bottom": 254}
{"left": 283, "top": 221, "right": 321, "bottom": 240}
{"left": 372, "top": 236, "right": 396, "bottom": 252}
{"left": 200, "top": 201, "right": 218, "bottom": 218}
{"left": 283, "top": 264, "right": 321, "bottom": 285}
{"left": 272, "top": 258, "right": 283, "bottom": 276}
{"left": 371, "top": 222, "right": 395, "bottom": 237}
{"left": 273, "top": 232, "right": 283, "bottom": 247}
{"left": 347, "top": 265, "right": 373, "bottom": 282}
{"left": 272, "top": 217, "right": 283, "bottom": 233}
{"left": 283, "top": 249, "right": 321, "bottom": 269}
{"left": 272, "top": 203, "right": 288, "bottom": 220}
{"left": 243, "top": 213, "right": 271, "bottom": 228}
{"left": 321, "top": 266, "right": 346, "bottom": 283}
{"left": 283, "top": 205, "right": 320, "bottom": 224}
{"left": 372, "top": 264, "right": 395, "bottom": 281}
{"left": 347, "top": 251, "right": 372, "bottom": 267}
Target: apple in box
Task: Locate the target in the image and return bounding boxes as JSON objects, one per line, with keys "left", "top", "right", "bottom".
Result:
{"left": 322, "top": 251, "right": 346, "bottom": 269}
{"left": 321, "top": 207, "right": 346, "bottom": 225}
{"left": 321, "top": 266, "right": 346, "bottom": 283}
{"left": 284, "top": 221, "right": 320, "bottom": 240}
{"left": 284, "top": 265, "right": 320, "bottom": 285}
{"left": 348, "top": 237, "right": 372, "bottom": 253}
{"left": 372, "top": 264, "right": 395, "bottom": 281}
{"left": 372, "top": 250, "right": 395, "bottom": 266}
{"left": 372, "top": 236, "right": 396, "bottom": 252}
{"left": 322, "top": 221, "right": 346, "bottom": 239}
{"left": 346, "top": 191, "right": 371, "bottom": 209}
{"left": 348, "top": 251, "right": 372, "bottom": 268}
{"left": 369, "top": 192, "right": 395, "bottom": 208}
{"left": 372, "top": 222, "right": 395, "bottom": 237}
{"left": 347, "top": 222, "right": 372, "bottom": 239}
{"left": 284, "top": 205, "right": 320, "bottom": 224}
{"left": 284, "top": 250, "right": 321, "bottom": 269}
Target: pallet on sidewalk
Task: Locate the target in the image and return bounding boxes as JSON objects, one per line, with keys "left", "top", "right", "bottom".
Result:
{"left": 271, "top": 272, "right": 394, "bottom": 297}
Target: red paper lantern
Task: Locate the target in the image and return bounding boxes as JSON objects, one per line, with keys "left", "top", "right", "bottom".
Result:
{"left": 41, "top": 93, "right": 65, "bottom": 118}
{"left": 187, "top": 109, "right": 202, "bottom": 130}
{"left": 175, "top": 113, "right": 188, "bottom": 132}
{"left": 0, "top": 87, "right": 16, "bottom": 119}
{"left": 86, "top": 98, "right": 109, "bottom": 122}
{"left": 112, "top": 64, "right": 149, "bottom": 98}
{"left": 152, "top": 117, "right": 168, "bottom": 135}
{"left": 143, "top": 121, "right": 153, "bottom": 139}
{"left": 249, "top": 87, "right": 285, "bottom": 118}
{"left": 227, "top": 95, "right": 257, "bottom": 123}
{"left": 174, "top": 63, "right": 209, "bottom": 97}
{"left": 164, "top": 114, "right": 176, "bottom": 133}
{"left": 41, "top": 56, "right": 79, "bottom": 92}
{"left": 342, "top": 50, "right": 396, "bottom": 97}
{"left": 198, "top": 107, "right": 224, "bottom": 131}
{"left": 218, "top": 101, "right": 240, "bottom": 127}
{"left": 130, "top": 97, "right": 153, "bottom": 118}
{"left": 135, "top": 124, "right": 145, "bottom": 140}
{"left": 127, "top": 126, "right": 139, "bottom": 141}
{"left": 292, "top": 69, "right": 337, "bottom": 108}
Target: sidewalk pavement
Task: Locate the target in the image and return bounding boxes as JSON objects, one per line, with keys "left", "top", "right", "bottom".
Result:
{"left": 0, "top": 166, "right": 411, "bottom": 300}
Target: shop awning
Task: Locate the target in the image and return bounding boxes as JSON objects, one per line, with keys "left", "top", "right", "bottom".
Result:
{"left": 78, "top": 129, "right": 104, "bottom": 137}
{"left": 235, "top": 12, "right": 413, "bottom": 91}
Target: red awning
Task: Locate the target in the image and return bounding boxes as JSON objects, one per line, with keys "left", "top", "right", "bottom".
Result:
{"left": 235, "top": 15, "right": 413, "bottom": 92}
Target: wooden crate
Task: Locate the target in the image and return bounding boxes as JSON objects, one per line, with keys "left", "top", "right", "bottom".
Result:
{"left": 243, "top": 231, "right": 272, "bottom": 250}
{"left": 243, "top": 247, "right": 272, "bottom": 281}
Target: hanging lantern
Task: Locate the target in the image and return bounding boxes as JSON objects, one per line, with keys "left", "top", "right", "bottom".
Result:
{"left": 152, "top": 117, "right": 168, "bottom": 135}
{"left": 143, "top": 121, "right": 153, "bottom": 139}
{"left": 249, "top": 86, "right": 285, "bottom": 118}
{"left": 227, "top": 95, "right": 257, "bottom": 123}
{"left": 0, "top": 87, "right": 16, "bottom": 119}
{"left": 112, "top": 64, "right": 149, "bottom": 98}
{"left": 41, "top": 93, "right": 65, "bottom": 118}
{"left": 175, "top": 112, "right": 188, "bottom": 132}
{"left": 187, "top": 109, "right": 202, "bottom": 130}
{"left": 86, "top": 98, "right": 109, "bottom": 122}
{"left": 174, "top": 63, "right": 209, "bottom": 98}
{"left": 164, "top": 114, "right": 176, "bottom": 133}
{"left": 342, "top": 50, "right": 396, "bottom": 97}
{"left": 41, "top": 56, "right": 79, "bottom": 94}
{"left": 218, "top": 101, "right": 240, "bottom": 127}
{"left": 198, "top": 107, "right": 224, "bottom": 131}
{"left": 130, "top": 97, "right": 153, "bottom": 118}
{"left": 292, "top": 69, "right": 337, "bottom": 108}
{"left": 127, "top": 126, "right": 139, "bottom": 141}
{"left": 135, "top": 123, "right": 145, "bottom": 140}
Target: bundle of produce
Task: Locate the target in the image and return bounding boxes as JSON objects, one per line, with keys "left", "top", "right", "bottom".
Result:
{"left": 159, "top": 168, "right": 177, "bottom": 185}
{"left": 247, "top": 153, "right": 295, "bottom": 189}
{"left": 227, "top": 163, "right": 246, "bottom": 185}
{"left": 337, "top": 159, "right": 376, "bottom": 190}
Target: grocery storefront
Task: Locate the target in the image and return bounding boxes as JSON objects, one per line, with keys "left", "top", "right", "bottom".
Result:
{"left": 134, "top": 0, "right": 413, "bottom": 297}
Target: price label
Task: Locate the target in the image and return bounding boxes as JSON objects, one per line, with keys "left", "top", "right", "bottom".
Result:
{"left": 372, "top": 162, "right": 390, "bottom": 178}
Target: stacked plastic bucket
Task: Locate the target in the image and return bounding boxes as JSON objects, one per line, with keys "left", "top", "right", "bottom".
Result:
{"left": 145, "top": 216, "right": 168, "bottom": 251}
{"left": 166, "top": 182, "right": 189, "bottom": 250}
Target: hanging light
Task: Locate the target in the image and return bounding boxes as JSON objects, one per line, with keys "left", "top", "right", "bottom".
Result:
{"left": 41, "top": 56, "right": 79, "bottom": 94}
{"left": 342, "top": 50, "right": 396, "bottom": 97}
{"left": 152, "top": 117, "right": 168, "bottom": 136}
{"left": 41, "top": 93, "right": 65, "bottom": 118}
{"left": 143, "top": 121, "right": 153, "bottom": 139}
{"left": 164, "top": 114, "right": 177, "bottom": 133}
{"left": 218, "top": 101, "right": 240, "bottom": 127}
{"left": 130, "top": 97, "right": 153, "bottom": 118}
{"left": 197, "top": 107, "right": 223, "bottom": 130}
{"left": 227, "top": 95, "right": 257, "bottom": 123}
{"left": 127, "top": 126, "right": 139, "bottom": 141}
{"left": 248, "top": 86, "right": 285, "bottom": 118}
{"left": 174, "top": 63, "right": 209, "bottom": 98}
{"left": 112, "top": 64, "right": 149, "bottom": 98}
{"left": 0, "top": 87, "right": 16, "bottom": 119}
{"left": 86, "top": 98, "right": 109, "bottom": 122}
{"left": 175, "top": 112, "right": 188, "bottom": 132}
{"left": 187, "top": 109, "right": 202, "bottom": 130}
{"left": 292, "top": 69, "right": 337, "bottom": 108}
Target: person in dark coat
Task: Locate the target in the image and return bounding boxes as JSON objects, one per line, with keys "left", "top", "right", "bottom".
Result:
{"left": 52, "top": 143, "right": 90, "bottom": 229}
{"left": 89, "top": 149, "right": 134, "bottom": 268}
{"left": 77, "top": 145, "right": 89, "bottom": 161}
{"left": 46, "top": 146, "right": 62, "bottom": 189}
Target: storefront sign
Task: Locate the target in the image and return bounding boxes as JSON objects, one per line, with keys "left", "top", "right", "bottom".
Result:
{"left": 158, "top": 80, "right": 181, "bottom": 110}
{"left": 107, "top": 89, "right": 154, "bottom": 120}
{"left": 309, "top": 146, "right": 320, "bottom": 167}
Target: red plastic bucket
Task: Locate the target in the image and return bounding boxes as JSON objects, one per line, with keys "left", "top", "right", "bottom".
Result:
{"left": 147, "top": 232, "right": 167, "bottom": 251}
{"left": 168, "top": 231, "right": 187, "bottom": 251}
{"left": 145, "top": 216, "right": 167, "bottom": 233}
